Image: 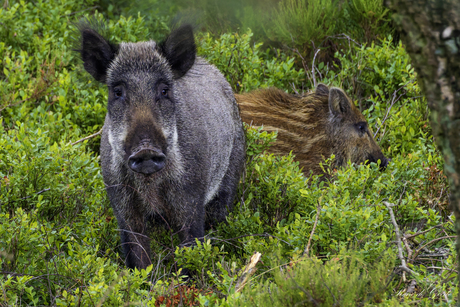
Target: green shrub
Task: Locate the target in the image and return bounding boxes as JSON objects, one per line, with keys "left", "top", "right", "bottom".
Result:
{"left": 1, "top": 2, "right": 149, "bottom": 142}
{"left": 197, "top": 29, "right": 305, "bottom": 92}
{"left": 266, "top": 0, "right": 341, "bottom": 55}
{"left": 231, "top": 251, "right": 398, "bottom": 306}
{"left": 1, "top": 0, "right": 456, "bottom": 305}
{"left": 227, "top": 127, "right": 446, "bottom": 261}
{"left": 324, "top": 36, "right": 420, "bottom": 102}
{"left": 344, "top": 0, "right": 393, "bottom": 44}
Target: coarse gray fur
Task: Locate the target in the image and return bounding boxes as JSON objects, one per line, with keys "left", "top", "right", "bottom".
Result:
{"left": 78, "top": 23, "right": 245, "bottom": 270}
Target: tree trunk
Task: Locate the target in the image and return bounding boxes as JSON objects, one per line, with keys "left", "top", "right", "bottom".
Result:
{"left": 386, "top": 0, "right": 460, "bottom": 301}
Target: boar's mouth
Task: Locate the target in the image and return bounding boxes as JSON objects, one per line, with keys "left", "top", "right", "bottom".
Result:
{"left": 365, "top": 154, "right": 390, "bottom": 171}
{"left": 128, "top": 148, "right": 166, "bottom": 176}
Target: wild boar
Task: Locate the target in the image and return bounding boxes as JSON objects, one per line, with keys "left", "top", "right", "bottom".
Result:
{"left": 236, "top": 84, "right": 388, "bottom": 177}
{"left": 77, "top": 23, "right": 245, "bottom": 270}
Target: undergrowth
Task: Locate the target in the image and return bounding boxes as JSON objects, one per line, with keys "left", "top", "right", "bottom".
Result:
{"left": 0, "top": 0, "right": 456, "bottom": 306}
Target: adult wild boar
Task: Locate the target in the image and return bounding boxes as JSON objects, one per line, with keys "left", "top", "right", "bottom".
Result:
{"left": 236, "top": 84, "right": 388, "bottom": 177}
{"left": 77, "top": 23, "right": 245, "bottom": 270}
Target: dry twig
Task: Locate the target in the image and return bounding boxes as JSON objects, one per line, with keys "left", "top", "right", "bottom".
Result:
{"left": 289, "top": 47, "right": 313, "bottom": 86}
{"left": 303, "top": 200, "right": 322, "bottom": 257}
{"left": 311, "top": 49, "right": 320, "bottom": 87}
{"left": 406, "top": 279, "right": 417, "bottom": 294}
{"left": 404, "top": 223, "right": 448, "bottom": 239}
{"left": 328, "top": 33, "right": 362, "bottom": 48}
{"left": 402, "top": 235, "right": 413, "bottom": 263}
{"left": 373, "top": 85, "right": 407, "bottom": 138}
{"left": 383, "top": 201, "right": 417, "bottom": 276}
{"left": 235, "top": 252, "right": 262, "bottom": 293}
{"left": 71, "top": 128, "right": 103, "bottom": 146}
{"left": 411, "top": 235, "right": 455, "bottom": 261}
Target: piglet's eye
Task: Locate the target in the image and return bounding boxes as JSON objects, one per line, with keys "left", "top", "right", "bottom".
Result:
{"left": 161, "top": 88, "right": 168, "bottom": 96}
{"left": 356, "top": 122, "right": 367, "bottom": 133}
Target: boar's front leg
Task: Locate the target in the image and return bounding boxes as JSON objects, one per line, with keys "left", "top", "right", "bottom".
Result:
{"left": 108, "top": 186, "right": 152, "bottom": 270}
{"left": 118, "top": 213, "right": 152, "bottom": 270}
{"left": 174, "top": 199, "right": 205, "bottom": 248}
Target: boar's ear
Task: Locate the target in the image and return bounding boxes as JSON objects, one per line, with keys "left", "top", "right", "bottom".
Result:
{"left": 329, "top": 87, "right": 352, "bottom": 117}
{"left": 316, "top": 83, "right": 329, "bottom": 95}
{"left": 159, "top": 25, "right": 196, "bottom": 79}
{"left": 78, "top": 26, "right": 118, "bottom": 83}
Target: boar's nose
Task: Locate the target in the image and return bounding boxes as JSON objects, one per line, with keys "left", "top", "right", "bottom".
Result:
{"left": 380, "top": 158, "right": 390, "bottom": 170}
{"left": 128, "top": 150, "right": 166, "bottom": 175}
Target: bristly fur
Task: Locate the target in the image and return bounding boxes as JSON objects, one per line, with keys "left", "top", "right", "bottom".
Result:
{"left": 158, "top": 25, "right": 196, "bottom": 79}
{"left": 77, "top": 20, "right": 245, "bottom": 271}
{"left": 106, "top": 41, "right": 170, "bottom": 85}
{"left": 74, "top": 18, "right": 119, "bottom": 83}
{"left": 236, "top": 85, "right": 389, "bottom": 178}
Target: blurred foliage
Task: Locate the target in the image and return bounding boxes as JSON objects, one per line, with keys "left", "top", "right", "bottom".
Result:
{"left": 109, "top": 0, "right": 395, "bottom": 61}
{"left": 266, "top": 0, "right": 342, "bottom": 54}
{"left": 0, "top": 0, "right": 456, "bottom": 306}
{"left": 197, "top": 30, "right": 305, "bottom": 93}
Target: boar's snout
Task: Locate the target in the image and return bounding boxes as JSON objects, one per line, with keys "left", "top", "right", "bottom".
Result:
{"left": 380, "top": 157, "right": 390, "bottom": 170}
{"left": 365, "top": 154, "right": 390, "bottom": 171}
{"left": 128, "top": 149, "right": 166, "bottom": 175}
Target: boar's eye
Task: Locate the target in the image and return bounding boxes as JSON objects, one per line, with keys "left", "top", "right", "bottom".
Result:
{"left": 113, "top": 86, "right": 124, "bottom": 99}
{"left": 158, "top": 83, "right": 170, "bottom": 98}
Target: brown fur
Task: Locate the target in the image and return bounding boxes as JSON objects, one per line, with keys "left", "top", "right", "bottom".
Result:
{"left": 236, "top": 84, "right": 389, "bottom": 177}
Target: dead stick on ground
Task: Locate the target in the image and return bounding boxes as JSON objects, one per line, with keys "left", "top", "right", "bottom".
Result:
{"left": 404, "top": 223, "right": 448, "bottom": 239}
{"left": 303, "top": 199, "right": 322, "bottom": 257}
{"left": 402, "top": 235, "right": 413, "bottom": 264}
{"left": 406, "top": 279, "right": 417, "bottom": 294}
{"left": 71, "top": 128, "right": 103, "bottom": 146}
{"left": 412, "top": 235, "right": 456, "bottom": 260}
{"left": 235, "top": 252, "right": 262, "bottom": 293}
{"left": 311, "top": 49, "right": 320, "bottom": 88}
{"left": 383, "top": 201, "right": 417, "bottom": 276}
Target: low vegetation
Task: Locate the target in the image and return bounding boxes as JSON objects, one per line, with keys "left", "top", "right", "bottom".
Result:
{"left": 0, "top": 0, "right": 456, "bottom": 306}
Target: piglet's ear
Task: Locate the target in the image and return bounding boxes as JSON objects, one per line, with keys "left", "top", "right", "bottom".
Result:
{"left": 159, "top": 25, "right": 196, "bottom": 79}
{"left": 78, "top": 26, "right": 118, "bottom": 83}
{"left": 329, "top": 87, "right": 352, "bottom": 117}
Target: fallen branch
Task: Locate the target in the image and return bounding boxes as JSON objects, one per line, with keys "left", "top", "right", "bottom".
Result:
{"left": 235, "top": 252, "right": 262, "bottom": 293}
{"left": 19, "top": 188, "right": 51, "bottom": 200}
{"left": 71, "top": 128, "right": 103, "bottom": 146}
{"left": 404, "top": 222, "right": 448, "bottom": 239}
{"left": 328, "top": 33, "right": 362, "bottom": 48}
{"left": 401, "top": 235, "right": 413, "bottom": 263}
{"left": 426, "top": 266, "right": 457, "bottom": 272}
{"left": 406, "top": 279, "right": 417, "bottom": 294}
{"left": 303, "top": 200, "right": 322, "bottom": 257}
{"left": 411, "top": 235, "right": 456, "bottom": 261}
{"left": 418, "top": 253, "right": 450, "bottom": 258}
{"left": 383, "top": 201, "right": 417, "bottom": 276}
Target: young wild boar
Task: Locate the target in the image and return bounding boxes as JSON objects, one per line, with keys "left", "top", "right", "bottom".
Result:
{"left": 77, "top": 23, "right": 245, "bottom": 270}
{"left": 236, "top": 84, "right": 388, "bottom": 177}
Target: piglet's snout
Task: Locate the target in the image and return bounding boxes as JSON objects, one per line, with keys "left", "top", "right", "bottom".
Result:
{"left": 128, "top": 149, "right": 166, "bottom": 175}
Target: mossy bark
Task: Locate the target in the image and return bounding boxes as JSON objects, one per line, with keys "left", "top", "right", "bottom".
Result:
{"left": 387, "top": 0, "right": 460, "bottom": 300}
